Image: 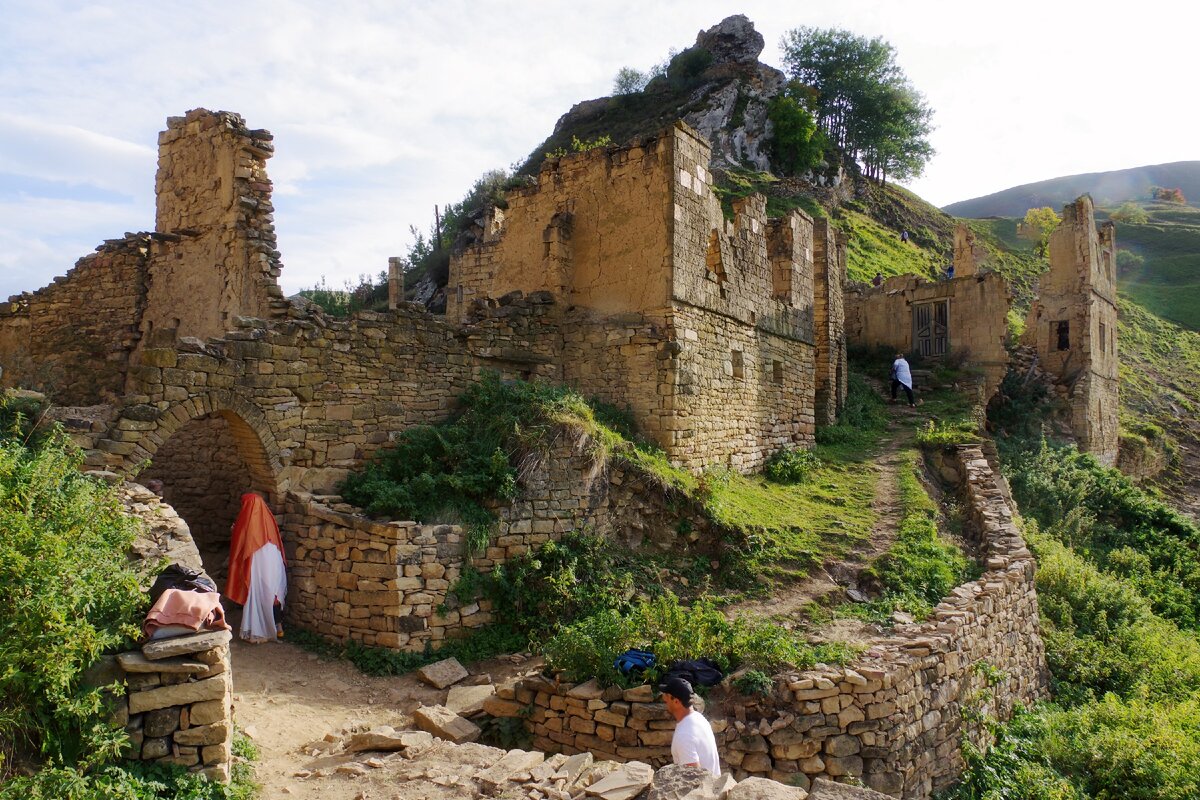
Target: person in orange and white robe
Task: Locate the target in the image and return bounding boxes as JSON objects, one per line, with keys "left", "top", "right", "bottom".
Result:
{"left": 227, "top": 493, "right": 287, "bottom": 643}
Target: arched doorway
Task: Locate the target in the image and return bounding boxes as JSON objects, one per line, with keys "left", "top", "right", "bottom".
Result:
{"left": 141, "top": 410, "right": 276, "bottom": 585}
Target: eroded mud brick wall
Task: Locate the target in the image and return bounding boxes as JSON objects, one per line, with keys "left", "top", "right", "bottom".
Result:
{"left": 1025, "top": 195, "right": 1119, "bottom": 465}
{"left": 143, "top": 109, "right": 286, "bottom": 346}
{"left": 845, "top": 272, "right": 1012, "bottom": 397}
{"left": 497, "top": 446, "right": 1048, "bottom": 799}
{"left": 0, "top": 236, "right": 150, "bottom": 404}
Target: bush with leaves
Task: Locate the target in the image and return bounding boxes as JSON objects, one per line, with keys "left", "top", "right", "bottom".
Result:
{"left": 763, "top": 447, "right": 822, "bottom": 484}
{"left": 543, "top": 593, "right": 850, "bottom": 686}
{"left": 0, "top": 408, "right": 146, "bottom": 780}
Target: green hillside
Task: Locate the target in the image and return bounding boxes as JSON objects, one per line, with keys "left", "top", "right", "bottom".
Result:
{"left": 1102, "top": 204, "right": 1200, "bottom": 332}
{"left": 944, "top": 161, "right": 1200, "bottom": 218}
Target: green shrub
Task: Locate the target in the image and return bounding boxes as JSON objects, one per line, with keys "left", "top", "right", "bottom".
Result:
{"left": 451, "top": 532, "right": 657, "bottom": 636}
{"left": 0, "top": 418, "right": 146, "bottom": 776}
{"left": 542, "top": 593, "right": 850, "bottom": 686}
{"left": 767, "top": 83, "right": 826, "bottom": 177}
{"left": 764, "top": 447, "right": 822, "bottom": 484}
{"left": 815, "top": 373, "right": 888, "bottom": 446}
{"left": 732, "top": 669, "right": 774, "bottom": 696}
{"left": 914, "top": 419, "right": 980, "bottom": 447}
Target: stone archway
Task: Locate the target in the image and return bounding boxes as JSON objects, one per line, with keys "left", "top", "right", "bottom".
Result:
{"left": 108, "top": 390, "right": 285, "bottom": 584}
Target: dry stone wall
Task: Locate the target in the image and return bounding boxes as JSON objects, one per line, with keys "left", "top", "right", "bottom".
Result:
{"left": 282, "top": 436, "right": 713, "bottom": 650}
{"left": 492, "top": 445, "right": 1048, "bottom": 799}
{"left": 0, "top": 236, "right": 150, "bottom": 405}
{"left": 112, "top": 631, "right": 234, "bottom": 782}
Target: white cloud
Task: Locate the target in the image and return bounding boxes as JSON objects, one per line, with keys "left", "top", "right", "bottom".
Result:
{"left": 0, "top": 0, "right": 1195, "bottom": 300}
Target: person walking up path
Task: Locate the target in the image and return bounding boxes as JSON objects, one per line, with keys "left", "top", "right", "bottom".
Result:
{"left": 891, "top": 353, "right": 916, "bottom": 407}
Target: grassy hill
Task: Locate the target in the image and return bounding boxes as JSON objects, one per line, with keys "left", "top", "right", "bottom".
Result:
{"left": 1100, "top": 203, "right": 1200, "bottom": 331}
{"left": 943, "top": 161, "right": 1200, "bottom": 218}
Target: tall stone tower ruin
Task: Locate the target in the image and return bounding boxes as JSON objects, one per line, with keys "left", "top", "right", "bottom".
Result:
{"left": 142, "top": 109, "right": 287, "bottom": 344}
{"left": 1026, "top": 195, "right": 1119, "bottom": 465}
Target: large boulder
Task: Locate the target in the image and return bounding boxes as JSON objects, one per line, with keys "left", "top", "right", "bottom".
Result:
{"left": 695, "top": 14, "right": 765, "bottom": 65}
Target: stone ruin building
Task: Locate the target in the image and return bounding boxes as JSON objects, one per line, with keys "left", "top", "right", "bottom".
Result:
{"left": 0, "top": 108, "right": 849, "bottom": 649}
{"left": 0, "top": 107, "right": 1116, "bottom": 795}
{"left": 844, "top": 206, "right": 1119, "bottom": 464}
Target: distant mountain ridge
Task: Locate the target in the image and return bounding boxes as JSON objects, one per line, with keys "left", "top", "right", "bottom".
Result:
{"left": 944, "top": 161, "right": 1200, "bottom": 218}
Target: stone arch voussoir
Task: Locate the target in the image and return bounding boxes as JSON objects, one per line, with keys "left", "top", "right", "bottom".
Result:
{"left": 114, "top": 390, "right": 284, "bottom": 499}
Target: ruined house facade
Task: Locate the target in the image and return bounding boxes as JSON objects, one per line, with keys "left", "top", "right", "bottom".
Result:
{"left": 1024, "top": 196, "right": 1120, "bottom": 465}
{"left": 448, "top": 121, "right": 848, "bottom": 467}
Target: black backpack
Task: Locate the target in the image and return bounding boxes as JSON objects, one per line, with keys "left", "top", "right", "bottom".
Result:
{"left": 663, "top": 658, "right": 725, "bottom": 687}
{"left": 149, "top": 563, "right": 217, "bottom": 605}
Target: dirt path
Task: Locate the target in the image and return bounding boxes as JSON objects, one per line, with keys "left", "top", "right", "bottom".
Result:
{"left": 231, "top": 639, "right": 542, "bottom": 799}
{"left": 728, "top": 411, "right": 917, "bottom": 630}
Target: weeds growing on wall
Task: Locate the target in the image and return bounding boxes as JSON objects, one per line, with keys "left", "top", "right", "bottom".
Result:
{"left": 339, "top": 372, "right": 689, "bottom": 555}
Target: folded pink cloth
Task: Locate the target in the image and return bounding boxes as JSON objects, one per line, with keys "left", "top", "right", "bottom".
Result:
{"left": 143, "top": 588, "right": 230, "bottom": 638}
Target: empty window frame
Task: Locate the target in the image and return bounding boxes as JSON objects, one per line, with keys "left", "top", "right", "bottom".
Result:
{"left": 732, "top": 350, "right": 745, "bottom": 379}
{"left": 1054, "top": 320, "right": 1070, "bottom": 351}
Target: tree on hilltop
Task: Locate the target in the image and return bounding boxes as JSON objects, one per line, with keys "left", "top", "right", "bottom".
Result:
{"left": 780, "top": 26, "right": 934, "bottom": 184}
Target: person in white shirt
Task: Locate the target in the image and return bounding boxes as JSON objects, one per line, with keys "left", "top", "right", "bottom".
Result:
{"left": 891, "top": 353, "right": 916, "bottom": 407}
{"left": 659, "top": 677, "right": 721, "bottom": 776}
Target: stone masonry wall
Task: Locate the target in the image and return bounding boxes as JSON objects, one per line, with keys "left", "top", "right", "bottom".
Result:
{"left": 493, "top": 445, "right": 1048, "bottom": 799}
{"left": 283, "top": 436, "right": 714, "bottom": 650}
{"left": 0, "top": 236, "right": 150, "bottom": 405}
{"left": 662, "top": 304, "right": 815, "bottom": 472}
{"left": 845, "top": 272, "right": 1012, "bottom": 398}
{"left": 113, "top": 631, "right": 234, "bottom": 782}
{"left": 1024, "top": 195, "right": 1119, "bottom": 465}
{"left": 813, "top": 219, "right": 848, "bottom": 425}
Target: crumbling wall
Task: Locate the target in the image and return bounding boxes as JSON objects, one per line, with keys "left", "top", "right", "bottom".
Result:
{"left": 495, "top": 446, "right": 1049, "bottom": 799}
{"left": 1024, "top": 195, "right": 1119, "bottom": 465}
{"left": 0, "top": 236, "right": 149, "bottom": 404}
{"left": 845, "top": 273, "right": 1012, "bottom": 398}
{"left": 813, "top": 219, "right": 848, "bottom": 425}
{"left": 282, "top": 435, "right": 714, "bottom": 650}
{"left": 142, "top": 109, "right": 286, "bottom": 347}
{"left": 447, "top": 133, "right": 675, "bottom": 323}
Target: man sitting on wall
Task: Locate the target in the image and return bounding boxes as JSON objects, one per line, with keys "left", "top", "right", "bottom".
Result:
{"left": 660, "top": 677, "right": 721, "bottom": 776}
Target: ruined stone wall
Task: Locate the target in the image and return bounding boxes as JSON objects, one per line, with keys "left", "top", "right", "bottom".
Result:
{"left": 0, "top": 236, "right": 149, "bottom": 405}
{"left": 813, "top": 219, "right": 848, "bottom": 425}
{"left": 845, "top": 273, "right": 1012, "bottom": 397}
{"left": 282, "top": 436, "right": 713, "bottom": 650}
{"left": 447, "top": 132, "right": 675, "bottom": 323}
{"left": 113, "top": 632, "right": 234, "bottom": 781}
{"left": 1025, "top": 196, "right": 1119, "bottom": 465}
{"left": 141, "top": 414, "right": 254, "bottom": 585}
{"left": 496, "top": 446, "right": 1048, "bottom": 799}
{"left": 663, "top": 304, "right": 815, "bottom": 471}
{"left": 142, "top": 109, "right": 286, "bottom": 347}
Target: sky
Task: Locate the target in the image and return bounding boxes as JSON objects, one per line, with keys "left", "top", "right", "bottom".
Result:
{"left": 1, "top": 0, "right": 1194, "bottom": 299}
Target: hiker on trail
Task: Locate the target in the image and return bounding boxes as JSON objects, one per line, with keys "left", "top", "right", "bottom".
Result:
{"left": 872, "top": 272, "right": 883, "bottom": 287}
{"left": 891, "top": 353, "right": 916, "bottom": 407}
{"left": 900, "top": 229, "right": 909, "bottom": 243}
{"left": 660, "top": 676, "right": 721, "bottom": 776}
{"left": 227, "top": 493, "right": 287, "bottom": 643}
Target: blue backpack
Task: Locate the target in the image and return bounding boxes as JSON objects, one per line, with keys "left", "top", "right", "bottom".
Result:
{"left": 613, "top": 648, "right": 656, "bottom": 678}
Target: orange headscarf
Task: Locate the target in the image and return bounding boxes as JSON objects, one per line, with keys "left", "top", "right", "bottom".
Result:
{"left": 226, "top": 493, "right": 285, "bottom": 605}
